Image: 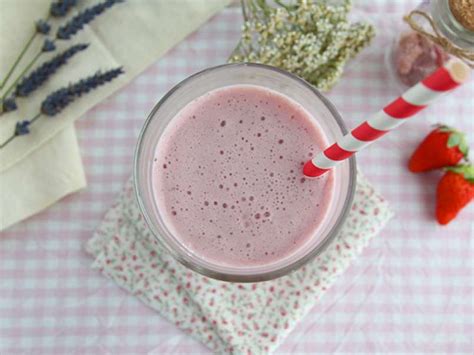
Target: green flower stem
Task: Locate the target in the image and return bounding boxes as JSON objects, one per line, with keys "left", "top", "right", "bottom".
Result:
{"left": 0, "top": 112, "right": 41, "bottom": 149}
{"left": 255, "top": 0, "right": 271, "bottom": 16}
{"left": 29, "top": 112, "right": 42, "bottom": 124}
{"left": 241, "top": 0, "right": 248, "bottom": 21}
{"left": 1, "top": 50, "right": 44, "bottom": 101}
{"left": 0, "top": 134, "right": 16, "bottom": 149}
{"left": 0, "top": 13, "right": 50, "bottom": 90}
{"left": 0, "top": 32, "right": 37, "bottom": 90}
{"left": 273, "top": 0, "right": 296, "bottom": 11}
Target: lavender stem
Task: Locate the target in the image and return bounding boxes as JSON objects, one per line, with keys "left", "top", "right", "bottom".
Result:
{"left": 0, "top": 135, "right": 16, "bottom": 149}
{"left": 2, "top": 50, "right": 43, "bottom": 101}
{"left": 0, "top": 9, "right": 53, "bottom": 91}
{"left": 0, "top": 32, "right": 37, "bottom": 90}
{"left": 0, "top": 112, "right": 41, "bottom": 149}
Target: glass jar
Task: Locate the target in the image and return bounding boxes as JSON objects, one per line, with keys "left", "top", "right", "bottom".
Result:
{"left": 432, "top": 0, "right": 474, "bottom": 50}
{"left": 387, "top": 0, "right": 473, "bottom": 89}
{"left": 134, "top": 63, "right": 356, "bottom": 282}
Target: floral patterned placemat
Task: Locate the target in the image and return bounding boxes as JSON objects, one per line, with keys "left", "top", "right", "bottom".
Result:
{"left": 85, "top": 173, "right": 393, "bottom": 354}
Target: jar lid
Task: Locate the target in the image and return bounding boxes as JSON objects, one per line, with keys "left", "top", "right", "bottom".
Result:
{"left": 449, "top": 0, "right": 474, "bottom": 32}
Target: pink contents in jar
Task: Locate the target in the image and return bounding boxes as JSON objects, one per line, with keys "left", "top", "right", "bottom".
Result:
{"left": 395, "top": 32, "right": 449, "bottom": 86}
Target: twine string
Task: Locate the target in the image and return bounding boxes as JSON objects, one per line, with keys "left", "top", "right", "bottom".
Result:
{"left": 404, "top": 10, "right": 474, "bottom": 68}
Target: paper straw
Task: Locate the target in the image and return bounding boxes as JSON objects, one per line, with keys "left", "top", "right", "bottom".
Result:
{"left": 303, "top": 59, "right": 471, "bottom": 178}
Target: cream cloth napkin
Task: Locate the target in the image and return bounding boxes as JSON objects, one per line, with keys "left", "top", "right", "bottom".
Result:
{"left": 0, "top": 0, "right": 230, "bottom": 230}
{"left": 0, "top": 125, "right": 86, "bottom": 230}
{"left": 86, "top": 174, "right": 393, "bottom": 354}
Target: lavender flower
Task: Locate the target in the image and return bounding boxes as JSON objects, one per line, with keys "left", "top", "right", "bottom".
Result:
{"left": 15, "top": 121, "right": 31, "bottom": 136}
{"left": 15, "top": 44, "right": 89, "bottom": 97}
{"left": 0, "top": 0, "right": 78, "bottom": 94}
{"left": 42, "top": 39, "right": 56, "bottom": 52}
{"left": 36, "top": 20, "right": 51, "bottom": 34}
{"left": 50, "top": 0, "right": 78, "bottom": 18}
{"left": 41, "top": 67, "right": 123, "bottom": 115}
{"left": 1, "top": 68, "right": 124, "bottom": 148}
{"left": 57, "top": 0, "right": 123, "bottom": 40}
{"left": 2, "top": 98, "right": 17, "bottom": 112}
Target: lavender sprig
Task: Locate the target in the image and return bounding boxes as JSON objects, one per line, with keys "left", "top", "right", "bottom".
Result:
{"left": 15, "top": 44, "right": 89, "bottom": 97}
{"left": 0, "top": 116, "right": 39, "bottom": 148}
{"left": 0, "top": 68, "right": 124, "bottom": 149}
{"left": 42, "top": 39, "right": 56, "bottom": 52}
{"left": 50, "top": 0, "right": 78, "bottom": 17}
{"left": 41, "top": 67, "right": 123, "bottom": 115}
{"left": 2, "top": 98, "right": 17, "bottom": 113}
{"left": 0, "top": 0, "right": 78, "bottom": 90}
{"left": 1, "top": 0, "right": 123, "bottom": 111}
{"left": 15, "top": 121, "right": 31, "bottom": 136}
{"left": 57, "top": 0, "right": 123, "bottom": 40}
{"left": 36, "top": 20, "right": 51, "bottom": 35}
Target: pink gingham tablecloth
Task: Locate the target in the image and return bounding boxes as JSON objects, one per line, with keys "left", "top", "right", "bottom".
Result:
{"left": 1, "top": 1, "right": 473, "bottom": 354}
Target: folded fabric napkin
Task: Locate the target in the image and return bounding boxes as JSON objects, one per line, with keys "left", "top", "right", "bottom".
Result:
{"left": 86, "top": 173, "right": 393, "bottom": 354}
{"left": 0, "top": 124, "right": 86, "bottom": 230}
{"left": 0, "top": 0, "right": 87, "bottom": 230}
{"left": 0, "top": 0, "right": 230, "bottom": 230}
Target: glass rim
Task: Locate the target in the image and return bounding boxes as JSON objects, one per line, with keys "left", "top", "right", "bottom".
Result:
{"left": 133, "top": 62, "right": 357, "bottom": 282}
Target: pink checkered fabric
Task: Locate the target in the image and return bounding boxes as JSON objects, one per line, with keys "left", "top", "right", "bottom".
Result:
{"left": 1, "top": 1, "right": 472, "bottom": 354}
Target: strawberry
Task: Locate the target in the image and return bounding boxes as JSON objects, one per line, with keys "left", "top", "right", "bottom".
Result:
{"left": 436, "top": 164, "right": 474, "bottom": 225}
{"left": 409, "top": 125, "right": 469, "bottom": 172}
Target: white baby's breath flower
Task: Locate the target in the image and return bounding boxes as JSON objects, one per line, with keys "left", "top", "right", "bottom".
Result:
{"left": 229, "top": 0, "right": 374, "bottom": 91}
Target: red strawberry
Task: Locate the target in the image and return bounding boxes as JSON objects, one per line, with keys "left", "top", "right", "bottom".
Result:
{"left": 409, "top": 125, "right": 468, "bottom": 172}
{"left": 436, "top": 165, "right": 474, "bottom": 225}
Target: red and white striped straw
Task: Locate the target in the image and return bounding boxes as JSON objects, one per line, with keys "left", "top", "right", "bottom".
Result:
{"left": 303, "top": 59, "right": 471, "bottom": 178}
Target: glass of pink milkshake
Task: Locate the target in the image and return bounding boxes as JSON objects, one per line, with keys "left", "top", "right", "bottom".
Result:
{"left": 134, "top": 64, "right": 355, "bottom": 282}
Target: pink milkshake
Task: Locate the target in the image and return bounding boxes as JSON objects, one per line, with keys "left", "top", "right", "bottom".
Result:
{"left": 152, "top": 85, "right": 334, "bottom": 267}
{"left": 135, "top": 63, "right": 355, "bottom": 281}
